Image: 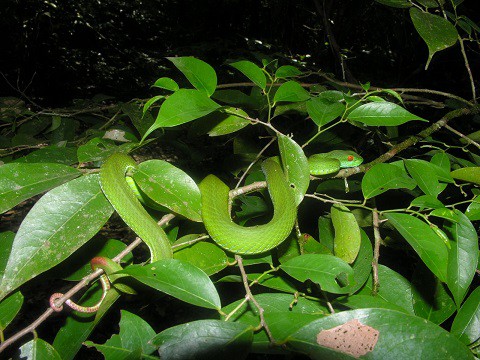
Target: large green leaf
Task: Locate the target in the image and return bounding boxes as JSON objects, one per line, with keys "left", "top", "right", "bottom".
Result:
{"left": 230, "top": 60, "right": 266, "bottom": 90}
{"left": 411, "top": 264, "right": 456, "bottom": 324}
{"left": 331, "top": 204, "right": 361, "bottom": 264}
{"left": 451, "top": 286, "right": 480, "bottom": 345}
{"left": 189, "top": 107, "right": 250, "bottom": 137}
{"left": 287, "top": 308, "right": 473, "bottom": 359}
{"left": 151, "top": 320, "right": 253, "bottom": 360}
{"left": 338, "top": 265, "right": 415, "bottom": 314}
{"left": 362, "top": 163, "right": 416, "bottom": 199}
{"left": 444, "top": 210, "right": 478, "bottom": 307}
{"left": 341, "top": 230, "right": 373, "bottom": 294}
{"left": 0, "top": 163, "right": 80, "bottom": 213}
{"left": 278, "top": 134, "right": 310, "bottom": 205}
{"left": 12, "top": 146, "right": 78, "bottom": 165}
{"left": 348, "top": 102, "right": 426, "bottom": 126}
{"left": 465, "top": 196, "right": 480, "bottom": 221}
{"left": 306, "top": 93, "right": 345, "bottom": 127}
{"left": 273, "top": 81, "right": 310, "bottom": 103}
{"left": 133, "top": 159, "right": 202, "bottom": 222}
{"left": 120, "top": 259, "right": 221, "bottom": 309}
{"left": 0, "top": 291, "right": 23, "bottom": 332}
{"left": 404, "top": 159, "right": 444, "bottom": 197}
{"left": 19, "top": 338, "right": 62, "bottom": 360}
{"left": 384, "top": 213, "right": 448, "bottom": 282}
{"left": 85, "top": 310, "right": 156, "bottom": 359}
{"left": 451, "top": 167, "right": 480, "bottom": 185}
{"left": 168, "top": 57, "right": 217, "bottom": 96}
{"left": 143, "top": 89, "right": 221, "bottom": 139}
{"left": 0, "top": 174, "right": 114, "bottom": 301}
{"left": 281, "top": 254, "right": 355, "bottom": 294}
{"left": 275, "top": 65, "right": 302, "bottom": 78}
{"left": 410, "top": 8, "right": 458, "bottom": 69}
{"left": 173, "top": 239, "right": 228, "bottom": 276}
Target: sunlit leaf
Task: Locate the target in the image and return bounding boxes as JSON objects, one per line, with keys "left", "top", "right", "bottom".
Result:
{"left": 348, "top": 102, "right": 427, "bottom": 126}
{"left": 168, "top": 57, "right": 217, "bottom": 96}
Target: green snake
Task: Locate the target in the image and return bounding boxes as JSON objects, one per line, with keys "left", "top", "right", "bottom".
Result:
{"left": 308, "top": 150, "right": 363, "bottom": 175}
{"left": 51, "top": 151, "right": 362, "bottom": 312}
{"left": 99, "top": 153, "right": 173, "bottom": 262}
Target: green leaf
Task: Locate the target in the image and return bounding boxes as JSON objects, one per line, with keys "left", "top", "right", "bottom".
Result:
{"left": 410, "top": 195, "right": 444, "bottom": 210}
{"left": 0, "top": 231, "right": 15, "bottom": 279}
{"left": 281, "top": 254, "right": 355, "bottom": 294}
{"left": 142, "top": 95, "right": 164, "bottom": 115}
{"left": 348, "top": 101, "right": 427, "bottom": 126}
{"left": 362, "top": 163, "right": 416, "bottom": 199}
{"left": 168, "top": 57, "right": 217, "bottom": 96}
{"left": 374, "top": 0, "right": 411, "bottom": 8}
{"left": 230, "top": 60, "right": 266, "bottom": 90}
{"left": 275, "top": 65, "right": 302, "bottom": 78}
{"left": 273, "top": 81, "right": 310, "bottom": 103}
{"left": 287, "top": 308, "right": 473, "bottom": 359}
{"left": 331, "top": 204, "right": 361, "bottom": 264}
{"left": 451, "top": 286, "right": 480, "bottom": 345}
{"left": 341, "top": 230, "right": 373, "bottom": 294}
{"left": 12, "top": 146, "right": 78, "bottom": 165}
{"left": 77, "top": 137, "right": 136, "bottom": 163}
{"left": 19, "top": 338, "right": 62, "bottom": 360}
{"left": 120, "top": 259, "right": 221, "bottom": 309}
{"left": 122, "top": 102, "right": 155, "bottom": 137}
{"left": 247, "top": 272, "right": 299, "bottom": 293}
{"left": 431, "top": 152, "right": 451, "bottom": 172}
{"left": 0, "top": 174, "right": 114, "bottom": 301}
{"left": 384, "top": 213, "right": 448, "bottom": 282}
{"left": 339, "top": 265, "right": 415, "bottom": 314}
{"left": 411, "top": 264, "right": 456, "bottom": 324}
{"left": 53, "top": 287, "right": 120, "bottom": 360}
{"left": 278, "top": 134, "right": 310, "bottom": 205}
{"left": 404, "top": 159, "right": 443, "bottom": 197}
{"left": 85, "top": 310, "right": 156, "bottom": 359}
{"left": 189, "top": 107, "right": 250, "bottom": 137}
{"left": 173, "top": 239, "right": 228, "bottom": 276}
{"left": 410, "top": 8, "right": 458, "bottom": 69}
{"left": 466, "top": 196, "right": 480, "bottom": 221}
{"left": 143, "top": 89, "right": 221, "bottom": 139}
{"left": 0, "top": 291, "right": 23, "bottom": 332}
{"left": 444, "top": 210, "right": 478, "bottom": 307}
{"left": 451, "top": 167, "right": 480, "bottom": 185}
{"left": 151, "top": 319, "right": 253, "bottom": 360}
{"left": 152, "top": 77, "right": 179, "bottom": 92}
{"left": 0, "top": 163, "right": 80, "bottom": 214}
{"left": 306, "top": 94, "right": 345, "bottom": 127}
{"left": 133, "top": 159, "right": 202, "bottom": 222}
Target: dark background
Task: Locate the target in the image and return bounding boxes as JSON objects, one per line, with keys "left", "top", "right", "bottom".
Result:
{"left": 1, "top": 0, "right": 478, "bottom": 106}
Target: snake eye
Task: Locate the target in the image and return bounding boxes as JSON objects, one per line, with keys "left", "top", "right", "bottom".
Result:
{"left": 347, "top": 155, "right": 354, "bottom": 162}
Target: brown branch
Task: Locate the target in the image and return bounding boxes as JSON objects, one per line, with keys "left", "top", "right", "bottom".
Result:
{"left": 445, "top": 124, "right": 480, "bottom": 150}
{"left": 0, "top": 214, "right": 175, "bottom": 353}
{"left": 235, "top": 255, "right": 275, "bottom": 344}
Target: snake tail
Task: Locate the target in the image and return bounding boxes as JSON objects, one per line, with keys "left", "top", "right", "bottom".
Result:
{"left": 200, "top": 159, "right": 297, "bottom": 254}
{"left": 49, "top": 257, "right": 112, "bottom": 313}
{"left": 100, "top": 153, "right": 173, "bottom": 262}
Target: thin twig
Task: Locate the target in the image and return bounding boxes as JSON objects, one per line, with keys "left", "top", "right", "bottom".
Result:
{"left": 444, "top": 124, "right": 480, "bottom": 150}
{"left": 0, "top": 214, "right": 175, "bottom": 353}
{"left": 235, "top": 255, "right": 275, "bottom": 344}
{"left": 371, "top": 208, "right": 381, "bottom": 295}
{"left": 457, "top": 36, "right": 477, "bottom": 104}
{"left": 235, "top": 137, "right": 276, "bottom": 188}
